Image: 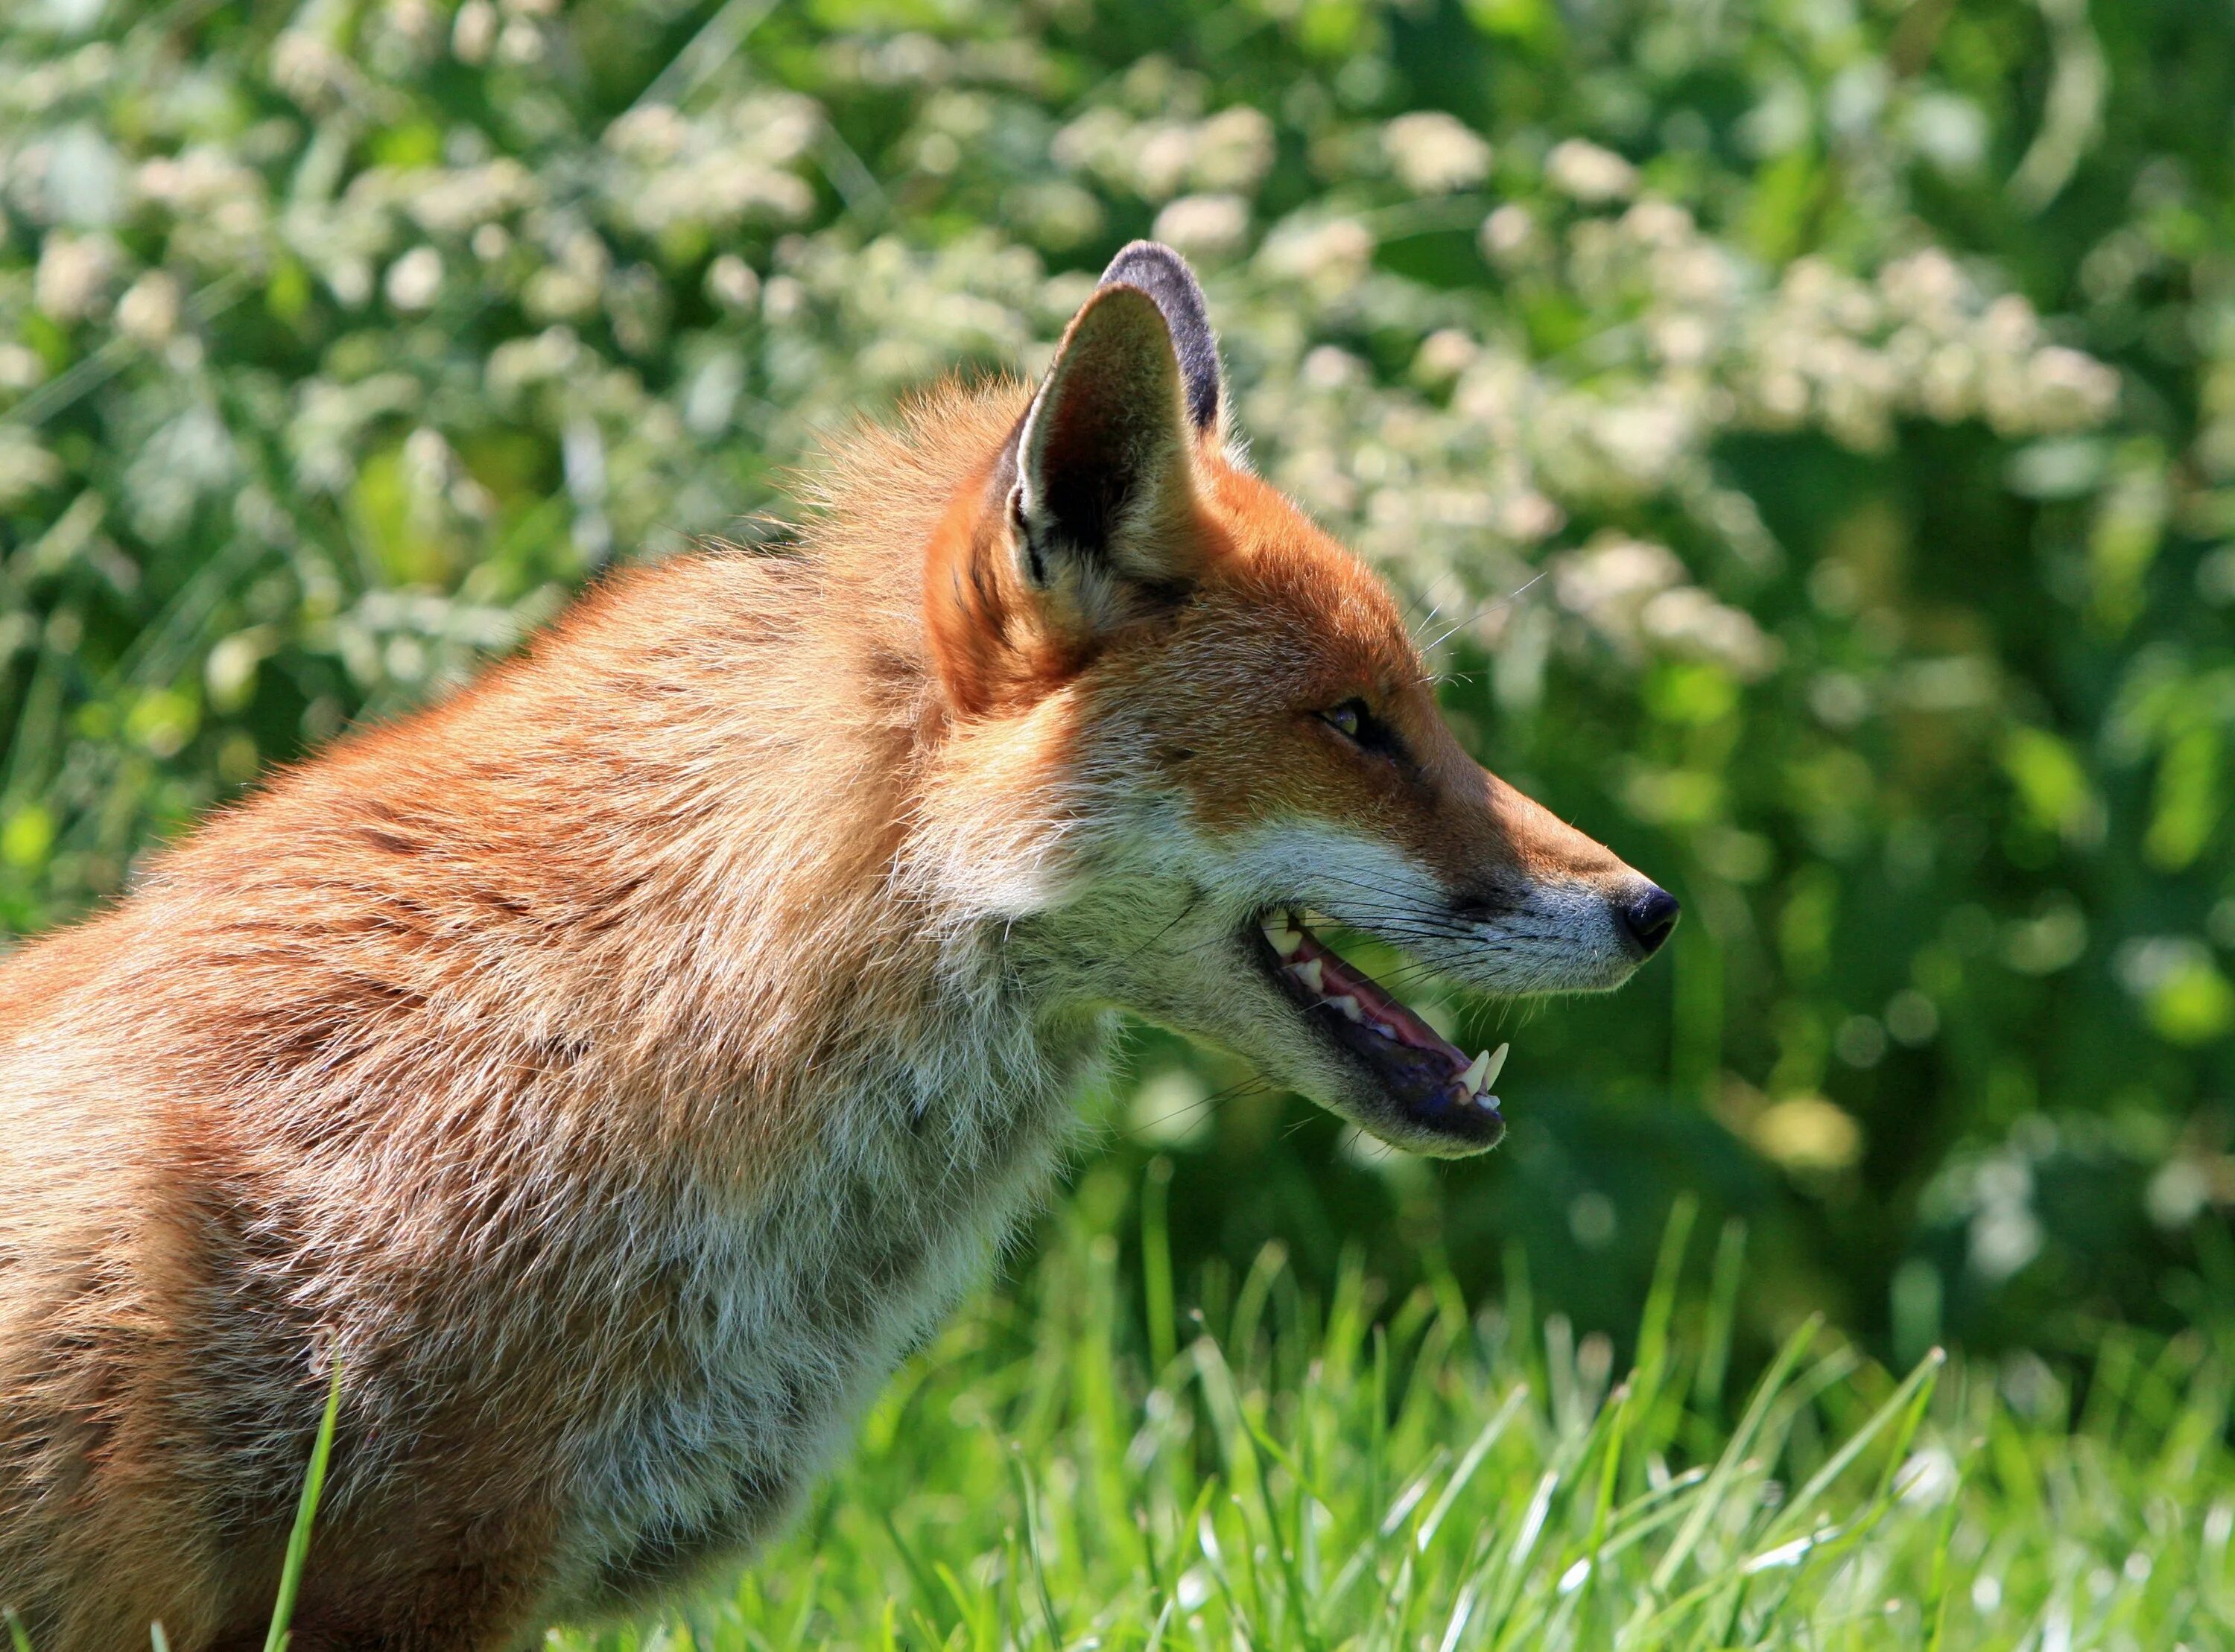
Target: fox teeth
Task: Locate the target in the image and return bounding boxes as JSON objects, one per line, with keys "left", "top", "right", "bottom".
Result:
{"left": 1460, "top": 1041, "right": 1510, "bottom": 1097}
{"left": 1265, "top": 914, "right": 1304, "bottom": 958}
{"left": 1326, "top": 994, "right": 1364, "bottom": 1023}
{"left": 1292, "top": 959, "right": 1325, "bottom": 995}
{"left": 1482, "top": 1041, "right": 1509, "bottom": 1092}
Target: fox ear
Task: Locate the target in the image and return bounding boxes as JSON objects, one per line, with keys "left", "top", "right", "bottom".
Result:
{"left": 1007, "top": 277, "right": 1203, "bottom": 605}
{"left": 926, "top": 253, "right": 1222, "bottom": 717}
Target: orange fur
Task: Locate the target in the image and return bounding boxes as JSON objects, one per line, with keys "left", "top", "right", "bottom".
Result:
{"left": 0, "top": 249, "right": 1667, "bottom": 1649}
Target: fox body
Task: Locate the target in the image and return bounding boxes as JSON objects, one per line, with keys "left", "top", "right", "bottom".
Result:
{"left": 0, "top": 245, "right": 1674, "bottom": 1650}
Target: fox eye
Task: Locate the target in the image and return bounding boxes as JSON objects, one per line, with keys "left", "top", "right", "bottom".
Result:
{"left": 1320, "top": 698, "right": 1405, "bottom": 761}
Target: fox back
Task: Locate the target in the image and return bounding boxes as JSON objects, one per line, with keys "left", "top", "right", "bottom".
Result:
{"left": 0, "top": 244, "right": 1673, "bottom": 1651}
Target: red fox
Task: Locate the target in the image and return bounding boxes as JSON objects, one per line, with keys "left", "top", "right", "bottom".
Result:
{"left": 0, "top": 243, "right": 1676, "bottom": 1650}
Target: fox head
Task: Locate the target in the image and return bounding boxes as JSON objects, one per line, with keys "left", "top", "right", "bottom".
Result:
{"left": 921, "top": 243, "right": 1676, "bottom": 1157}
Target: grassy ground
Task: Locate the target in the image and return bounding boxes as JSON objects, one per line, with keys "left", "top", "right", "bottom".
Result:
{"left": 535, "top": 1175, "right": 2235, "bottom": 1652}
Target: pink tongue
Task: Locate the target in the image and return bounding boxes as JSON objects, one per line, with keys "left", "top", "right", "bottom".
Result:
{"left": 1292, "top": 927, "right": 1466, "bottom": 1064}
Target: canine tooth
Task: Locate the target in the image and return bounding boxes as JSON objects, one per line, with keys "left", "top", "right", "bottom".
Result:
{"left": 1328, "top": 994, "right": 1364, "bottom": 1022}
{"left": 1482, "top": 1042, "right": 1509, "bottom": 1092}
{"left": 1293, "top": 959, "right": 1325, "bottom": 995}
{"left": 1266, "top": 917, "right": 1304, "bottom": 958}
{"left": 1459, "top": 1049, "right": 1491, "bottom": 1094}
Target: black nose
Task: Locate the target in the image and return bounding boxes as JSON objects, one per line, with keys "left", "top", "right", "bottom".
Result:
{"left": 1617, "top": 885, "right": 1681, "bottom": 958}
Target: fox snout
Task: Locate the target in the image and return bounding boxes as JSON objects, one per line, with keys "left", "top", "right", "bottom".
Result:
{"left": 1342, "top": 735, "right": 1679, "bottom": 997}
{"left": 1617, "top": 883, "right": 1682, "bottom": 958}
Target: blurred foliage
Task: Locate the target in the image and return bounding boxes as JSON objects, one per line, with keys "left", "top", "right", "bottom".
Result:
{"left": 2, "top": 0, "right": 2234, "bottom": 1366}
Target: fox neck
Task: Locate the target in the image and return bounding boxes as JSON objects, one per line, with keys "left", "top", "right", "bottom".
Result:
{"left": 561, "top": 719, "right": 1112, "bottom": 1191}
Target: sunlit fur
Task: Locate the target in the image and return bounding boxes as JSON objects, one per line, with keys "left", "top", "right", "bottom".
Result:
{"left": 0, "top": 274, "right": 1659, "bottom": 1650}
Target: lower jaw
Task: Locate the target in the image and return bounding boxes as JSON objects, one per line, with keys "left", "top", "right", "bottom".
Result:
{"left": 1250, "top": 935, "right": 1504, "bottom": 1155}
{"left": 1340, "top": 1043, "right": 1504, "bottom": 1154}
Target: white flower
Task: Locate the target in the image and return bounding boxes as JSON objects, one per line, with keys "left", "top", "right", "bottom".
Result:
{"left": 326, "top": 256, "right": 373, "bottom": 309}
{"left": 270, "top": 31, "right": 352, "bottom": 110}
{"left": 705, "top": 255, "right": 761, "bottom": 311}
{"left": 117, "top": 270, "right": 181, "bottom": 342}
{"left": 1410, "top": 329, "right": 1478, "bottom": 389}
{"left": 137, "top": 148, "right": 259, "bottom": 213}
{"left": 1917, "top": 343, "right": 1977, "bottom": 422}
{"left": 1547, "top": 139, "right": 1638, "bottom": 203}
{"left": 1496, "top": 491, "right": 1563, "bottom": 542}
{"left": 1979, "top": 293, "right": 2041, "bottom": 355}
{"left": 1383, "top": 111, "right": 1491, "bottom": 194}
{"left": 606, "top": 104, "right": 691, "bottom": 165}
{"left": 1589, "top": 396, "right": 1694, "bottom": 486}
{"left": 1878, "top": 248, "right": 1971, "bottom": 323}
{"left": 1189, "top": 107, "right": 1275, "bottom": 194}
{"left": 385, "top": 247, "right": 443, "bottom": 311}
{"left": 452, "top": 0, "right": 496, "bottom": 62}
{"left": 34, "top": 232, "right": 116, "bottom": 321}
{"left": 1620, "top": 198, "right": 1694, "bottom": 247}
{"left": 1640, "top": 587, "right": 1778, "bottom": 677}
{"left": 1153, "top": 194, "right": 1249, "bottom": 261}
{"left": 404, "top": 159, "right": 536, "bottom": 235}
{"left": 0, "top": 346, "right": 46, "bottom": 393}
{"left": 1301, "top": 345, "right": 1366, "bottom": 392}
{"left": 1479, "top": 203, "right": 1541, "bottom": 267}
{"left": 2026, "top": 346, "right": 2120, "bottom": 432}
{"left": 496, "top": 19, "right": 545, "bottom": 66}
{"left": 523, "top": 232, "right": 609, "bottom": 321}
{"left": 486, "top": 325, "right": 582, "bottom": 402}
{"left": 1258, "top": 216, "right": 1374, "bottom": 293}
{"left": 1556, "top": 535, "right": 1684, "bottom": 618}
{"left": 1133, "top": 122, "right": 1196, "bottom": 202}
{"left": 0, "top": 430, "right": 63, "bottom": 508}
{"left": 1649, "top": 311, "right": 1714, "bottom": 368}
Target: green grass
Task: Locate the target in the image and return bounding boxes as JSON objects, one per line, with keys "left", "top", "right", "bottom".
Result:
{"left": 264, "top": 1357, "right": 343, "bottom": 1652}
{"left": 548, "top": 1179, "right": 2235, "bottom": 1652}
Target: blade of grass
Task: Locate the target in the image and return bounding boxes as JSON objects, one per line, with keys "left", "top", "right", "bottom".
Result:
{"left": 1649, "top": 1315, "right": 1822, "bottom": 1598}
{"left": 1011, "top": 1454, "right": 1065, "bottom": 1652}
{"left": 264, "top": 1356, "right": 345, "bottom": 1652}
{"left": 1766, "top": 1348, "right": 1946, "bottom": 1545}
{"left": 1141, "top": 1157, "right": 1176, "bottom": 1378}
{"left": 1693, "top": 1219, "right": 1748, "bottom": 1414}
{"left": 1418, "top": 1385, "right": 1529, "bottom": 1552}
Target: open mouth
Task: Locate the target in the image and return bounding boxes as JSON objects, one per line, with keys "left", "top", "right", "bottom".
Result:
{"left": 1250, "top": 910, "right": 1507, "bottom": 1152}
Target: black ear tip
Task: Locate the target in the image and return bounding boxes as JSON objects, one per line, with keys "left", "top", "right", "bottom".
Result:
{"left": 1099, "top": 240, "right": 1203, "bottom": 291}
{"left": 1094, "top": 242, "right": 1223, "bottom": 435}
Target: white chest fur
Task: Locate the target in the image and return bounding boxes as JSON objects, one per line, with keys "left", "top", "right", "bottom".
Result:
{"left": 553, "top": 1003, "right": 1108, "bottom": 1612}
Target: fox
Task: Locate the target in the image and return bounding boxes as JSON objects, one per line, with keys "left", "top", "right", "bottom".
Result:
{"left": 0, "top": 242, "right": 1677, "bottom": 1650}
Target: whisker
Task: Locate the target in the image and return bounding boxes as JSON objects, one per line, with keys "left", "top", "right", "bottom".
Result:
{"left": 1131, "top": 1073, "right": 1269, "bottom": 1136}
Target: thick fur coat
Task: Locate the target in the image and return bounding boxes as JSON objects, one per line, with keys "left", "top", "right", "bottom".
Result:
{"left": 0, "top": 245, "right": 1671, "bottom": 1649}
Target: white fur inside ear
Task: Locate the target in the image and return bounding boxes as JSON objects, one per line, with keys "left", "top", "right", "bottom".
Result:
{"left": 1011, "top": 414, "right": 1053, "bottom": 552}
{"left": 1006, "top": 482, "right": 1051, "bottom": 589}
{"left": 1012, "top": 346, "right": 1087, "bottom": 556}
